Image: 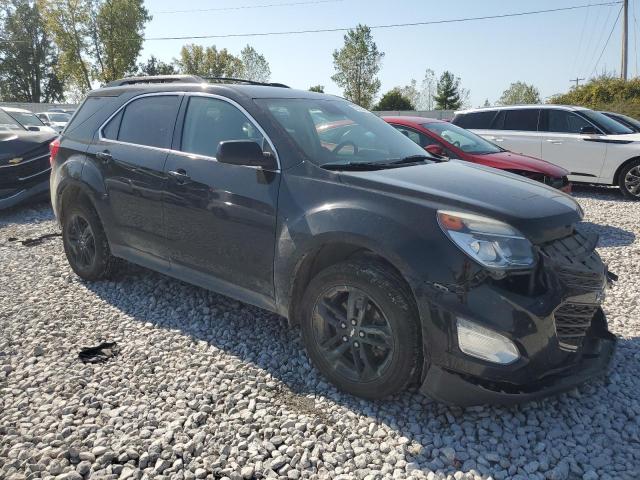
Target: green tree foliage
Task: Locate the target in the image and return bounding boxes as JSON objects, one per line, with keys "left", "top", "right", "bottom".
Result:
{"left": 137, "top": 55, "right": 177, "bottom": 76}
{"left": 39, "top": 0, "right": 150, "bottom": 91}
{"left": 550, "top": 76, "right": 640, "bottom": 118}
{"left": 434, "top": 71, "right": 462, "bottom": 110}
{"left": 499, "top": 81, "right": 541, "bottom": 105}
{"left": 0, "top": 0, "right": 64, "bottom": 102}
{"left": 309, "top": 85, "right": 324, "bottom": 93}
{"left": 331, "top": 24, "right": 384, "bottom": 109}
{"left": 373, "top": 89, "right": 415, "bottom": 111}
{"left": 176, "top": 44, "right": 244, "bottom": 78}
{"left": 240, "top": 45, "right": 270, "bottom": 82}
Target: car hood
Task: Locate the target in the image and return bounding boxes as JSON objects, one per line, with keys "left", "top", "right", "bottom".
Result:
{"left": 473, "top": 151, "right": 569, "bottom": 177}
{"left": 339, "top": 160, "right": 582, "bottom": 244}
{"left": 0, "top": 130, "right": 56, "bottom": 166}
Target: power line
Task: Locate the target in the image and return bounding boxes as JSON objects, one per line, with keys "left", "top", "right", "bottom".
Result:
{"left": 154, "top": 0, "right": 343, "bottom": 15}
{"left": 591, "top": 5, "right": 624, "bottom": 76}
{"left": 583, "top": 4, "right": 615, "bottom": 74}
{"left": 571, "top": 1, "right": 592, "bottom": 75}
{"left": 0, "top": 1, "right": 623, "bottom": 44}
{"left": 143, "top": 1, "right": 623, "bottom": 41}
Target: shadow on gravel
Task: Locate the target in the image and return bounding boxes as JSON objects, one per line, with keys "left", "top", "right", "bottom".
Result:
{"left": 81, "top": 260, "right": 640, "bottom": 476}
{"left": 577, "top": 221, "right": 636, "bottom": 247}
{"left": 0, "top": 199, "right": 54, "bottom": 228}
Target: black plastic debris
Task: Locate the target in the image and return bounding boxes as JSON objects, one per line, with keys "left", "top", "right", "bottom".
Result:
{"left": 78, "top": 342, "right": 119, "bottom": 364}
{"left": 20, "top": 232, "right": 61, "bottom": 247}
{"left": 8, "top": 237, "right": 18, "bottom": 242}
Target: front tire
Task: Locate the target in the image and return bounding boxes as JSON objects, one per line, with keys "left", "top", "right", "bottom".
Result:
{"left": 62, "top": 202, "right": 117, "bottom": 280}
{"left": 618, "top": 159, "right": 640, "bottom": 199}
{"left": 300, "top": 259, "right": 420, "bottom": 399}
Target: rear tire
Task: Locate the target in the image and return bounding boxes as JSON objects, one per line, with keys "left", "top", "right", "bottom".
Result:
{"left": 62, "top": 201, "right": 117, "bottom": 280}
{"left": 618, "top": 159, "right": 640, "bottom": 199}
{"left": 300, "top": 258, "right": 420, "bottom": 399}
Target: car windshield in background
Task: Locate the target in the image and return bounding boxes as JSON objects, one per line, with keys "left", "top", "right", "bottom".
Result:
{"left": 580, "top": 110, "right": 634, "bottom": 135}
{"left": 423, "top": 122, "right": 502, "bottom": 154}
{"left": 0, "top": 110, "right": 24, "bottom": 131}
{"left": 11, "top": 112, "right": 47, "bottom": 128}
{"left": 256, "top": 98, "right": 428, "bottom": 166}
{"left": 48, "top": 113, "right": 71, "bottom": 122}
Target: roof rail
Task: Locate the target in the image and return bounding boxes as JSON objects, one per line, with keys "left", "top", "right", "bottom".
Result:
{"left": 202, "top": 77, "right": 290, "bottom": 88}
{"left": 104, "top": 75, "right": 205, "bottom": 88}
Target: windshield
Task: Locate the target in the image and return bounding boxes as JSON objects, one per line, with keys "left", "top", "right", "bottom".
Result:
{"left": 11, "top": 111, "right": 46, "bottom": 127}
{"left": 423, "top": 122, "right": 502, "bottom": 154}
{"left": 580, "top": 110, "right": 634, "bottom": 134}
{"left": 0, "top": 110, "right": 24, "bottom": 131}
{"left": 256, "top": 98, "right": 428, "bottom": 165}
{"left": 48, "top": 112, "right": 70, "bottom": 122}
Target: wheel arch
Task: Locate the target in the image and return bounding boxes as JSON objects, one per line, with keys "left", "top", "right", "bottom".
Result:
{"left": 612, "top": 156, "right": 640, "bottom": 185}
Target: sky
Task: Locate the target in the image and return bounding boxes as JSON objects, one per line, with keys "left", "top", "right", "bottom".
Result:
{"left": 140, "top": 0, "right": 639, "bottom": 107}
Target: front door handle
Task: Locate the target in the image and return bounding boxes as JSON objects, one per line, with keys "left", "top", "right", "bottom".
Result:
{"left": 493, "top": 138, "right": 504, "bottom": 142}
{"left": 546, "top": 139, "right": 563, "bottom": 144}
{"left": 96, "top": 151, "right": 112, "bottom": 163}
{"left": 168, "top": 169, "right": 192, "bottom": 184}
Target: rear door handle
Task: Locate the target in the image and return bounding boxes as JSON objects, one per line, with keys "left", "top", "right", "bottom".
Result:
{"left": 167, "top": 169, "right": 192, "bottom": 184}
{"left": 546, "top": 139, "right": 563, "bottom": 144}
{"left": 96, "top": 151, "right": 112, "bottom": 163}
{"left": 493, "top": 138, "right": 504, "bottom": 142}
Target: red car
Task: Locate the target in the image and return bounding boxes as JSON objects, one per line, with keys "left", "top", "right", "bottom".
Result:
{"left": 383, "top": 116, "right": 571, "bottom": 193}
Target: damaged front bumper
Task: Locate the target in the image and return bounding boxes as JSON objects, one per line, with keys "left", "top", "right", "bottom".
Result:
{"left": 418, "top": 229, "right": 617, "bottom": 407}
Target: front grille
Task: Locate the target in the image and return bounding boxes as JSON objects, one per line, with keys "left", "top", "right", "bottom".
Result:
{"left": 0, "top": 153, "right": 50, "bottom": 188}
{"left": 554, "top": 303, "right": 599, "bottom": 351}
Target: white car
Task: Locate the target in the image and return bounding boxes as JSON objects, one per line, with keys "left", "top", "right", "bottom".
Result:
{"left": 36, "top": 111, "right": 71, "bottom": 133}
{"left": 1, "top": 107, "right": 57, "bottom": 134}
{"left": 452, "top": 105, "right": 640, "bottom": 199}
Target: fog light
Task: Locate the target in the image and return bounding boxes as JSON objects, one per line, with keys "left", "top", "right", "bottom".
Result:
{"left": 456, "top": 318, "right": 520, "bottom": 364}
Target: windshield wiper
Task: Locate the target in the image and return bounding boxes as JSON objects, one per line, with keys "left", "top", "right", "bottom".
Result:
{"left": 320, "top": 155, "right": 431, "bottom": 171}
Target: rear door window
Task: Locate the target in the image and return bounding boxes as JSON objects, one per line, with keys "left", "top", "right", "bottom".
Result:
{"left": 502, "top": 109, "right": 540, "bottom": 131}
{"left": 117, "top": 95, "right": 181, "bottom": 149}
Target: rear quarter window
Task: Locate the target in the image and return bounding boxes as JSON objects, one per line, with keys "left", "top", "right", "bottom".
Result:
{"left": 453, "top": 111, "right": 497, "bottom": 129}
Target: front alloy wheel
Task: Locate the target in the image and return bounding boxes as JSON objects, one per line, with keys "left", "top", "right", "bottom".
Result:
{"left": 300, "top": 259, "right": 420, "bottom": 399}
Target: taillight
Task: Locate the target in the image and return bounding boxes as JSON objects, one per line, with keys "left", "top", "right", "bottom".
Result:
{"left": 49, "top": 138, "right": 60, "bottom": 165}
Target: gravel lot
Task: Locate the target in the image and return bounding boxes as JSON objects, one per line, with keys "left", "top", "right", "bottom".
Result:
{"left": 1, "top": 187, "right": 639, "bottom": 480}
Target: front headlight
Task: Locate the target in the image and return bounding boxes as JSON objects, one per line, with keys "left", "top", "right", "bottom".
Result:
{"left": 437, "top": 210, "right": 535, "bottom": 269}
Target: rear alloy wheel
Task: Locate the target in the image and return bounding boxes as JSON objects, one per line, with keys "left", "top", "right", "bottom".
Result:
{"left": 62, "top": 202, "right": 117, "bottom": 280}
{"left": 619, "top": 159, "right": 640, "bottom": 199}
{"left": 300, "top": 259, "right": 420, "bottom": 399}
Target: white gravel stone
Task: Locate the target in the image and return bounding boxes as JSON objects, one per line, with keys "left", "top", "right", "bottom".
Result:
{"left": 0, "top": 188, "right": 639, "bottom": 480}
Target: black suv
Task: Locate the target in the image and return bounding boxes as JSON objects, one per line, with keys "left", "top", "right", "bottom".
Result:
{"left": 50, "top": 76, "right": 616, "bottom": 406}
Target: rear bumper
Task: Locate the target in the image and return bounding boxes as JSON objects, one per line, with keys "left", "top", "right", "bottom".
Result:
{"left": 420, "top": 321, "right": 616, "bottom": 406}
{"left": 0, "top": 179, "right": 50, "bottom": 210}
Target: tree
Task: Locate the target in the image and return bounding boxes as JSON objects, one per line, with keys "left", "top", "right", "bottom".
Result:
{"left": 240, "top": 45, "right": 270, "bottom": 82}
{"left": 550, "top": 75, "right": 640, "bottom": 119}
{"left": 39, "top": 0, "right": 150, "bottom": 91}
{"left": 309, "top": 85, "right": 324, "bottom": 93}
{"left": 483, "top": 99, "right": 491, "bottom": 107}
{"left": 434, "top": 71, "right": 462, "bottom": 110}
{"left": 331, "top": 24, "right": 384, "bottom": 109}
{"left": 0, "top": 0, "right": 64, "bottom": 102}
{"left": 137, "top": 55, "right": 177, "bottom": 76}
{"left": 499, "top": 81, "right": 541, "bottom": 105}
{"left": 176, "top": 44, "right": 244, "bottom": 78}
{"left": 373, "top": 89, "right": 415, "bottom": 111}
{"left": 397, "top": 80, "right": 420, "bottom": 109}
{"left": 420, "top": 68, "right": 436, "bottom": 110}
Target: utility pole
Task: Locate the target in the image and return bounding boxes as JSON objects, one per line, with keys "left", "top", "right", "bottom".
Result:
{"left": 622, "top": 0, "right": 629, "bottom": 80}
{"left": 570, "top": 77, "right": 585, "bottom": 88}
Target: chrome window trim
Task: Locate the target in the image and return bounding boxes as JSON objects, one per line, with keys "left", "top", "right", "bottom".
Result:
{"left": 98, "top": 91, "right": 281, "bottom": 171}
{"left": 0, "top": 152, "right": 49, "bottom": 169}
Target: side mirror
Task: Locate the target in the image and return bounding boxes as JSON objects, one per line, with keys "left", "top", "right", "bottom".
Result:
{"left": 580, "top": 125, "right": 598, "bottom": 135}
{"left": 217, "top": 140, "right": 278, "bottom": 170}
{"left": 425, "top": 144, "right": 447, "bottom": 157}
{"left": 27, "top": 126, "right": 40, "bottom": 132}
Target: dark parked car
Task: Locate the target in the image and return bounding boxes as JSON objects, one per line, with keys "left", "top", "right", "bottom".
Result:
{"left": 50, "top": 75, "right": 616, "bottom": 406}
{"left": 382, "top": 116, "right": 572, "bottom": 192}
{"left": 1, "top": 109, "right": 56, "bottom": 209}
{"left": 600, "top": 111, "right": 640, "bottom": 132}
